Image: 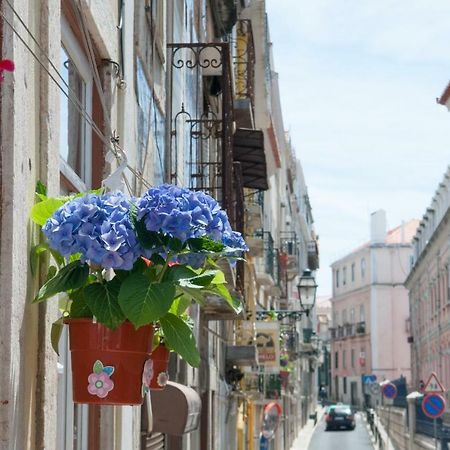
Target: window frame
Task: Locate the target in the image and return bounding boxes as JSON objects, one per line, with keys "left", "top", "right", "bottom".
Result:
{"left": 60, "top": 16, "right": 93, "bottom": 191}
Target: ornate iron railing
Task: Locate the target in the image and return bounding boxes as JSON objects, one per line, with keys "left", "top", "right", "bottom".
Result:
{"left": 233, "top": 19, "right": 255, "bottom": 109}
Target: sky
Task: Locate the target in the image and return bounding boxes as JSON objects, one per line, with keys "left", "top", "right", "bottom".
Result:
{"left": 266, "top": 0, "right": 450, "bottom": 296}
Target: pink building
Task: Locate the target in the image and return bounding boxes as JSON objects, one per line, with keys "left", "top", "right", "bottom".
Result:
{"left": 405, "top": 166, "right": 450, "bottom": 397}
{"left": 330, "top": 210, "right": 418, "bottom": 407}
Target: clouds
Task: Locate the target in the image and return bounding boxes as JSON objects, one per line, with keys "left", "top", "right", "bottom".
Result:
{"left": 268, "top": 0, "right": 450, "bottom": 63}
{"left": 266, "top": 0, "right": 450, "bottom": 294}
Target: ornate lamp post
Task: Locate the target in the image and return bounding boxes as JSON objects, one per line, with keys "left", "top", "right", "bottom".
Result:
{"left": 297, "top": 269, "right": 318, "bottom": 316}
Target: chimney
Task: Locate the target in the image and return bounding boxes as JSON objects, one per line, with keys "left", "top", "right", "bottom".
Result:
{"left": 370, "top": 210, "right": 386, "bottom": 244}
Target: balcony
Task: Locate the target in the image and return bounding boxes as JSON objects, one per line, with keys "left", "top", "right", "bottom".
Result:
{"left": 167, "top": 42, "right": 235, "bottom": 224}
{"left": 307, "top": 240, "right": 319, "bottom": 270}
{"left": 279, "top": 232, "right": 300, "bottom": 280}
{"left": 254, "top": 231, "right": 276, "bottom": 286}
{"left": 233, "top": 19, "right": 255, "bottom": 128}
{"left": 356, "top": 321, "right": 366, "bottom": 334}
{"left": 330, "top": 327, "right": 337, "bottom": 340}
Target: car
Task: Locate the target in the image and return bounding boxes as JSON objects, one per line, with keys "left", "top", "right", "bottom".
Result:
{"left": 325, "top": 404, "right": 356, "bottom": 431}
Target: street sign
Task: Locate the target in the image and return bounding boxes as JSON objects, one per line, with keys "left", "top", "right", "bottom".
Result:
{"left": 423, "top": 372, "right": 445, "bottom": 394}
{"left": 421, "top": 393, "right": 446, "bottom": 419}
{"left": 370, "top": 383, "right": 381, "bottom": 396}
{"left": 382, "top": 383, "right": 397, "bottom": 400}
{"left": 363, "top": 374, "right": 377, "bottom": 384}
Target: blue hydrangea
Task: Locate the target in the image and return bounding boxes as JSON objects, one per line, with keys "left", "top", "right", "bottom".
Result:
{"left": 136, "top": 184, "right": 248, "bottom": 266}
{"left": 42, "top": 192, "right": 140, "bottom": 270}
{"left": 136, "top": 184, "right": 233, "bottom": 243}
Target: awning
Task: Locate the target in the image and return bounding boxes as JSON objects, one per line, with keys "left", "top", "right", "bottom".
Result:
{"left": 233, "top": 128, "right": 268, "bottom": 191}
{"left": 151, "top": 381, "right": 201, "bottom": 435}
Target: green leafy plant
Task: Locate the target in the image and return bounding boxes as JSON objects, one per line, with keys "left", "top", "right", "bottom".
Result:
{"left": 30, "top": 184, "right": 248, "bottom": 367}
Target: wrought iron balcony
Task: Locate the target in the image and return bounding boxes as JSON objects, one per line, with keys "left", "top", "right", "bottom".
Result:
{"left": 279, "top": 231, "right": 300, "bottom": 279}
{"left": 345, "top": 323, "right": 355, "bottom": 337}
{"left": 167, "top": 42, "right": 234, "bottom": 224}
{"left": 329, "top": 327, "right": 337, "bottom": 340}
{"left": 307, "top": 240, "right": 319, "bottom": 270}
{"left": 356, "top": 321, "right": 366, "bottom": 334}
{"left": 232, "top": 19, "right": 255, "bottom": 128}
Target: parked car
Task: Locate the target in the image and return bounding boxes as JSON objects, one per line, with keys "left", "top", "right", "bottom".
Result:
{"left": 325, "top": 404, "right": 355, "bottom": 431}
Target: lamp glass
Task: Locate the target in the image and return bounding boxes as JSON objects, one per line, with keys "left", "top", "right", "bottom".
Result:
{"left": 297, "top": 269, "right": 318, "bottom": 310}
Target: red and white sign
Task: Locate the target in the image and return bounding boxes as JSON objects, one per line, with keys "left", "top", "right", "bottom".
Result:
{"left": 423, "top": 372, "right": 445, "bottom": 394}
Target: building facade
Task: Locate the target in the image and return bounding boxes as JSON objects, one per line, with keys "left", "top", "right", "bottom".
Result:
{"left": 330, "top": 210, "right": 417, "bottom": 407}
{"left": 405, "top": 166, "right": 450, "bottom": 399}
{"left": 0, "top": 1, "right": 319, "bottom": 450}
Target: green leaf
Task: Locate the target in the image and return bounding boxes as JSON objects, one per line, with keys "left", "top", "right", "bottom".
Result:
{"left": 187, "top": 237, "right": 225, "bottom": 253}
{"left": 164, "top": 265, "right": 197, "bottom": 282}
{"left": 178, "top": 272, "right": 216, "bottom": 288}
{"left": 169, "top": 294, "right": 192, "bottom": 315}
{"left": 130, "top": 206, "right": 168, "bottom": 249}
{"left": 30, "top": 243, "right": 49, "bottom": 275}
{"left": 30, "top": 198, "right": 67, "bottom": 226}
{"left": 93, "top": 360, "right": 104, "bottom": 374}
{"left": 118, "top": 274, "right": 176, "bottom": 327}
{"left": 177, "top": 286, "right": 206, "bottom": 306}
{"left": 207, "top": 284, "right": 243, "bottom": 314}
{"left": 160, "top": 313, "right": 200, "bottom": 367}
{"left": 34, "top": 261, "right": 89, "bottom": 303}
{"left": 46, "top": 265, "right": 57, "bottom": 282}
{"left": 83, "top": 278, "right": 125, "bottom": 329}
{"left": 50, "top": 317, "right": 64, "bottom": 355}
{"left": 36, "top": 180, "right": 47, "bottom": 196}
{"left": 168, "top": 237, "right": 184, "bottom": 253}
{"left": 69, "top": 289, "right": 93, "bottom": 318}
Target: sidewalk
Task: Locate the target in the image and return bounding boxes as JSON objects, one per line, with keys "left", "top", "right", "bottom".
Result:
{"left": 289, "top": 406, "right": 326, "bottom": 450}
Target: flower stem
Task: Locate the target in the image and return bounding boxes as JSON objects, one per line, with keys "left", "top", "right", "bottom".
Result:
{"left": 158, "top": 252, "right": 173, "bottom": 282}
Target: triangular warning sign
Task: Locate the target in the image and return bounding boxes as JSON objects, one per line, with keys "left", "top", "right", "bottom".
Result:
{"left": 424, "top": 372, "right": 445, "bottom": 393}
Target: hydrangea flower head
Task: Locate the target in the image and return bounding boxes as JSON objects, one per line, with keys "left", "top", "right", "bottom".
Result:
{"left": 42, "top": 192, "right": 140, "bottom": 270}
{"left": 136, "top": 184, "right": 234, "bottom": 243}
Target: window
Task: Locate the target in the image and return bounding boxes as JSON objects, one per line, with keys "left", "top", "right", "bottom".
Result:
{"left": 351, "top": 263, "right": 355, "bottom": 282}
{"left": 350, "top": 308, "right": 355, "bottom": 324}
{"left": 57, "top": 17, "right": 95, "bottom": 449}
{"left": 361, "top": 258, "right": 366, "bottom": 279}
{"left": 336, "top": 269, "right": 340, "bottom": 288}
{"left": 360, "top": 304, "right": 365, "bottom": 322}
{"left": 60, "top": 18, "right": 93, "bottom": 191}
{"left": 342, "top": 309, "right": 347, "bottom": 324}
{"left": 343, "top": 350, "right": 347, "bottom": 368}
{"left": 343, "top": 377, "right": 347, "bottom": 394}
{"left": 343, "top": 266, "right": 347, "bottom": 285}
{"left": 351, "top": 349, "right": 355, "bottom": 368}
{"left": 335, "top": 351, "right": 339, "bottom": 369}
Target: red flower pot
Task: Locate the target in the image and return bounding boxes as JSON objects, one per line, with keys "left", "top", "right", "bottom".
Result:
{"left": 149, "top": 344, "right": 170, "bottom": 391}
{"left": 65, "top": 319, "right": 154, "bottom": 405}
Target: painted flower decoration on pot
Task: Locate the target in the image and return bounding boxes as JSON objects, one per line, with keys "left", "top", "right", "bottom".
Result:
{"left": 141, "top": 359, "right": 154, "bottom": 395}
{"left": 87, "top": 360, "right": 115, "bottom": 398}
{"left": 156, "top": 371, "right": 169, "bottom": 388}
{"left": 30, "top": 183, "right": 248, "bottom": 369}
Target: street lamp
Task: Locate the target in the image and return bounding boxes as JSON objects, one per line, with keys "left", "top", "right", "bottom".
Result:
{"left": 297, "top": 269, "right": 318, "bottom": 316}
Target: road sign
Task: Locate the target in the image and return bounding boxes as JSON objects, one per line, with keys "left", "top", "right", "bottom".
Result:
{"left": 363, "top": 374, "right": 377, "bottom": 384}
{"left": 370, "top": 383, "right": 381, "bottom": 396}
{"left": 423, "top": 372, "right": 445, "bottom": 394}
{"left": 421, "top": 393, "right": 446, "bottom": 419}
{"left": 382, "top": 383, "right": 397, "bottom": 399}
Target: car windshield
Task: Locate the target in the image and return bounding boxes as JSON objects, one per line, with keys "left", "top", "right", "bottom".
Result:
{"left": 333, "top": 406, "right": 352, "bottom": 415}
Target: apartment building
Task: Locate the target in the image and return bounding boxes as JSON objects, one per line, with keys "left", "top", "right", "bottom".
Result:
{"left": 330, "top": 211, "right": 417, "bottom": 407}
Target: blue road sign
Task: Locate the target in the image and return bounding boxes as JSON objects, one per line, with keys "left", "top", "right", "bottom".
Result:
{"left": 260, "top": 436, "right": 269, "bottom": 450}
{"left": 382, "top": 383, "right": 397, "bottom": 399}
{"left": 363, "top": 374, "right": 377, "bottom": 384}
{"left": 422, "top": 393, "right": 446, "bottom": 419}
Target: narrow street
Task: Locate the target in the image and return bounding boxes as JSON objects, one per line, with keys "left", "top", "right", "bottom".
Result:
{"left": 308, "top": 413, "right": 374, "bottom": 450}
